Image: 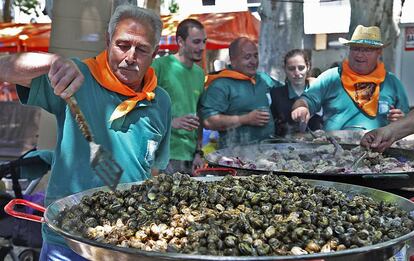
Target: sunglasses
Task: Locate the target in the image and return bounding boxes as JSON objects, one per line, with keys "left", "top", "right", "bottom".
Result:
{"left": 287, "top": 65, "right": 306, "bottom": 72}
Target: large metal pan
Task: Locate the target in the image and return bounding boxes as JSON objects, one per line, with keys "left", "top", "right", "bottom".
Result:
{"left": 265, "top": 130, "right": 368, "bottom": 144}
{"left": 5, "top": 177, "right": 414, "bottom": 261}
{"left": 269, "top": 130, "right": 414, "bottom": 150}
{"left": 326, "top": 130, "right": 366, "bottom": 144}
{"left": 205, "top": 143, "right": 414, "bottom": 190}
{"left": 326, "top": 131, "right": 414, "bottom": 150}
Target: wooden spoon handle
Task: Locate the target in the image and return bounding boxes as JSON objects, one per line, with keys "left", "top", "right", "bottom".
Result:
{"left": 66, "top": 96, "right": 93, "bottom": 142}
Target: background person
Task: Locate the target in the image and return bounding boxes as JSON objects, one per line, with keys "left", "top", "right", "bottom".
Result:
{"left": 0, "top": 5, "right": 171, "bottom": 260}
{"left": 291, "top": 25, "right": 409, "bottom": 131}
{"left": 270, "top": 49, "right": 323, "bottom": 136}
{"left": 152, "top": 19, "right": 206, "bottom": 174}
{"left": 200, "top": 37, "right": 282, "bottom": 148}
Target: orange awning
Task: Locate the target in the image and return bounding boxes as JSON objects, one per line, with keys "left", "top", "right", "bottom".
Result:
{"left": 159, "top": 11, "right": 260, "bottom": 51}
{"left": 0, "top": 23, "right": 50, "bottom": 52}
{"left": 21, "top": 29, "right": 50, "bottom": 52}
{"left": 0, "top": 11, "right": 259, "bottom": 53}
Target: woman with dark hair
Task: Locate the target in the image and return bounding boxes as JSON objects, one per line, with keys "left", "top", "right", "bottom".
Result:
{"left": 270, "top": 49, "right": 323, "bottom": 136}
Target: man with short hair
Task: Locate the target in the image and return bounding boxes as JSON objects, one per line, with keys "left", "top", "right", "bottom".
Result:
{"left": 0, "top": 5, "right": 171, "bottom": 260}
{"left": 152, "top": 19, "right": 206, "bottom": 174}
{"left": 200, "top": 37, "right": 280, "bottom": 148}
{"left": 291, "top": 25, "right": 409, "bottom": 131}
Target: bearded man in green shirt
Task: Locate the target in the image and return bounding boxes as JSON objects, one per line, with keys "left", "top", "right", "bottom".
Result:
{"left": 152, "top": 19, "right": 206, "bottom": 174}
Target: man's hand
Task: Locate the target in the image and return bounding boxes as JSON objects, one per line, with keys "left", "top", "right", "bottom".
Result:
{"left": 191, "top": 153, "right": 205, "bottom": 173}
{"left": 387, "top": 106, "right": 405, "bottom": 122}
{"left": 48, "top": 57, "right": 84, "bottom": 99}
{"left": 172, "top": 114, "right": 200, "bottom": 131}
{"left": 291, "top": 107, "right": 311, "bottom": 124}
{"left": 242, "top": 109, "right": 270, "bottom": 126}
{"left": 360, "top": 127, "right": 396, "bottom": 152}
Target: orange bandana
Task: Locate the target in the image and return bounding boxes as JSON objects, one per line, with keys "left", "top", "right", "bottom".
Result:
{"left": 341, "top": 60, "right": 386, "bottom": 117}
{"left": 204, "top": 69, "right": 256, "bottom": 88}
{"left": 83, "top": 50, "right": 157, "bottom": 121}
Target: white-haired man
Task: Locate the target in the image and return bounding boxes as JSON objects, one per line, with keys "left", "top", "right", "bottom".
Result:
{"left": 0, "top": 5, "right": 171, "bottom": 260}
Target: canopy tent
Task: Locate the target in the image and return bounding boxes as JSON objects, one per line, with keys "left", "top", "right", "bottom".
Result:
{"left": 159, "top": 11, "right": 260, "bottom": 51}
{"left": 0, "top": 23, "right": 50, "bottom": 52}
{"left": 0, "top": 11, "right": 259, "bottom": 53}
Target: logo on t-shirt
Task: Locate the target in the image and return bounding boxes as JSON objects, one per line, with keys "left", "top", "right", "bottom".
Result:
{"left": 354, "top": 82, "right": 376, "bottom": 104}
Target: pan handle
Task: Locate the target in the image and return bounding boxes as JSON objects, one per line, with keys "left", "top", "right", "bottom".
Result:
{"left": 4, "top": 198, "right": 45, "bottom": 223}
{"left": 362, "top": 174, "right": 410, "bottom": 180}
{"left": 193, "top": 167, "right": 237, "bottom": 177}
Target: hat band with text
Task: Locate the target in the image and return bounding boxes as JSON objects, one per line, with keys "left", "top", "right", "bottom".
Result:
{"left": 347, "top": 39, "right": 383, "bottom": 47}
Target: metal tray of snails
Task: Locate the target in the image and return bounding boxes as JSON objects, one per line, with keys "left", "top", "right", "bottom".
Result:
{"left": 41, "top": 173, "right": 414, "bottom": 261}
{"left": 206, "top": 143, "right": 414, "bottom": 190}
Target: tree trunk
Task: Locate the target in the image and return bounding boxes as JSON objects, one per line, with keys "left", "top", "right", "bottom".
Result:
{"left": 258, "top": 0, "right": 304, "bottom": 81}
{"left": 45, "top": 0, "right": 53, "bottom": 18}
{"left": 144, "top": 0, "right": 161, "bottom": 15}
{"left": 111, "top": 0, "right": 138, "bottom": 15}
{"left": 349, "top": 0, "right": 398, "bottom": 72}
{"left": 113, "top": 0, "right": 137, "bottom": 6}
{"left": 112, "top": 0, "right": 137, "bottom": 9}
{"left": 3, "top": 0, "right": 13, "bottom": 22}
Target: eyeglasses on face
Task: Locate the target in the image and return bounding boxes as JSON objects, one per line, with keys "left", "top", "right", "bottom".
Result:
{"left": 350, "top": 46, "right": 378, "bottom": 53}
{"left": 287, "top": 65, "right": 306, "bottom": 72}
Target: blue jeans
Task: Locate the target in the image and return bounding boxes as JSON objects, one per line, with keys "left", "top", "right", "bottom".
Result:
{"left": 40, "top": 242, "right": 89, "bottom": 261}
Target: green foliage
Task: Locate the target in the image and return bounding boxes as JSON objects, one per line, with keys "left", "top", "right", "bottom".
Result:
{"left": 169, "top": 0, "right": 179, "bottom": 13}
{"left": 13, "top": 0, "right": 41, "bottom": 17}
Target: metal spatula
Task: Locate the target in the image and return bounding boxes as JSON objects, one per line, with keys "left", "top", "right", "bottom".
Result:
{"left": 324, "top": 132, "right": 345, "bottom": 157}
{"left": 66, "top": 96, "right": 123, "bottom": 191}
{"left": 350, "top": 150, "right": 368, "bottom": 171}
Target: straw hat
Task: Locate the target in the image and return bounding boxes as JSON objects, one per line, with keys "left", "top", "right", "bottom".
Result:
{"left": 339, "top": 25, "right": 388, "bottom": 48}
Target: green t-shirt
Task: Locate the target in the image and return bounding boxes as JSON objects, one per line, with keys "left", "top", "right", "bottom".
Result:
{"left": 200, "top": 72, "right": 277, "bottom": 148}
{"left": 152, "top": 55, "right": 205, "bottom": 161}
{"left": 17, "top": 58, "right": 171, "bottom": 247}
{"left": 302, "top": 67, "right": 410, "bottom": 131}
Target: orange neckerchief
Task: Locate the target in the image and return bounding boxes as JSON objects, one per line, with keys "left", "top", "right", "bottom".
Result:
{"left": 204, "top": 69, "right": 256, "bottom": 88}
{"left": 83, "top": 50, "right": 157, "bottom": 121}
{"left": 341, "top": 60, "right": 386, "bottom": 117}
